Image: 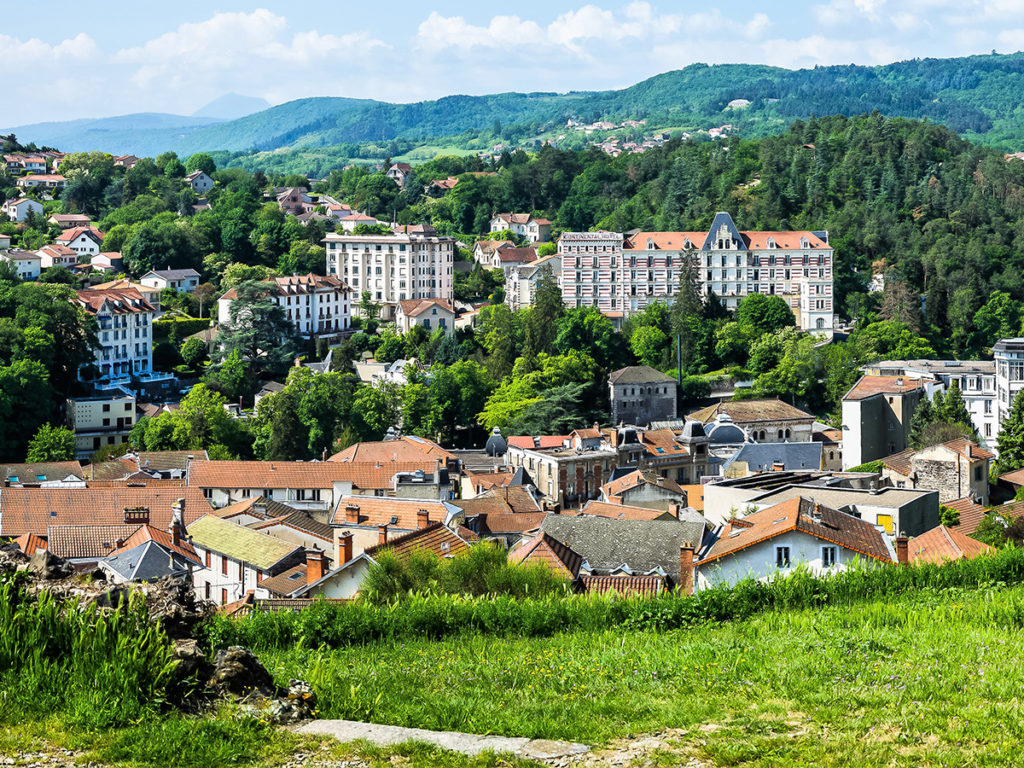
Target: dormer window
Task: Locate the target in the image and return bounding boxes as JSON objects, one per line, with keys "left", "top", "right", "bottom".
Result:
{"left": 766, "top": 237, "right": 776, "bottom": 249}
{"left": 801, "top": 238, "right": 810, "bottom": 248}
{"left": 647, "top": 239, "right": 655, "bottom": 250}
{"left": 683, "top": 238, "right": 693, "bottom": 250}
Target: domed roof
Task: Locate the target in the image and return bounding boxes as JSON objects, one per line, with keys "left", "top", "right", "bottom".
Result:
{"left": 706, "top": 413, "right": 746, "bottom": 445}
{"left": 678, "top": 419, "right": 707, "bottom": 441}
{"left": 485, "top": 426, "right": 507, "bottom": 456}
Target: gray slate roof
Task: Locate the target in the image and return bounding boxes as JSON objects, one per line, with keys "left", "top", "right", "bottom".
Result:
{"left": 539, "top": 514, "right": 709, "bottom": 578}
{"left": 148, "top": 268, "right": 200, "bottom": 280}
{"left": 722, "top": 442, "right": 823, "bottom": 474}
{"left": 102, "top": 541, "right": 194, "bottom": 582}
{"left": 608, "top": 365, "right": 676, "bottom": 385}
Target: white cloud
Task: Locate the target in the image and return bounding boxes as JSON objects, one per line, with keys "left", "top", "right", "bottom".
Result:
{"left": 0, "top": 32, "right": 97, "bottom": 64}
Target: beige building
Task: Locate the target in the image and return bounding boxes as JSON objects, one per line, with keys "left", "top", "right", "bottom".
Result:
{"left": 505, "top": 429, "right": 619, "bottom": 507}
{"left": 324, "top": 230, "right": 455, "bottom": 321}
{"left": 395, "top": 298, "right": 455, "bottom": 336}
{"left": 66, "top": 393, "right": 136, "bottom": 458}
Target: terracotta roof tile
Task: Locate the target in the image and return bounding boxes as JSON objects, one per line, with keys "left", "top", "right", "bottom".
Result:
{"left": 909, "top": 525, "right": 994, "bottom": 564}
{"left": 364, "top": 522, "right": 473, "bottom": 560}
{"left": 47, "top": 524, "right": 139, "bottom": 559}
{"left": 843, "top": 376, "right": 924, "bottom": 401}
{"left": 687, "top": 398, "right": 814, "bottom": 424}
{"left": 474, "top": 486, "right": 542, "bottom": 514}
{"left": 0, "top": 486, "right": 209, "bottom": 537}
{"left": 601, "top": 469, "right": 685, "bottom": 501}
{"left": 507, "top": 436, "right": 567, "bottom": 450}
{"left": 574, "top": 501, "right": 675, "bottom": 521}
{"left": 397, "top": 298, "right": 455, "bottom": 317}
{"left": 509, "top": 532, "right": 582, "bottom": 578}
{"left": 109, "top": 524, "right": 201, "bottom": 565}
{"left": 259, "top": 564, "right": 309, "bottom": 596}
{"left": 13, "top": 532, "right": 47, "bottom": 556}
{"left": 331, "top": 497, "right": 452, "bottom": 530}
{"left": 329, "top": 436, "right": 455, "bottom": 464}
{"left": 579, "top": 573, "right": 666, "bottom": 597}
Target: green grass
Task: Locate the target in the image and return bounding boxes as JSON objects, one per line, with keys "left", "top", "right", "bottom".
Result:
{"left": 253, "top": 585, "right": 1024, "bottom": 767}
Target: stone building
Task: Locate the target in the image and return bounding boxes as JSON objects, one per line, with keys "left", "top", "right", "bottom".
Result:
{"left": 505, "top": 428, "right": 618, "bottom": 507}
{"left": 608, "top": 366, "right": 678, "bottom": 426}
{"left": 841, "top": 376, "right": 925, "bottom": 469}
{"left": 687, "top": 399, "right": 815, "bottom": 443}
{"left": 879, "top": 438, "right": 993, "bottom": 505}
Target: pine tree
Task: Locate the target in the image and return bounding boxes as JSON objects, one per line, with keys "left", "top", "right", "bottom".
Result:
{"left": 936, "top": 380, "right": 978, "bottom": 440}
{"left": 997, "top": 389, "right": 1024, "bottom": 474}
{"left": 670, "top": 251, "right": 704, "bottom": 373}
{"left": 907, "top": 396, "right": 934, "bottom": 449}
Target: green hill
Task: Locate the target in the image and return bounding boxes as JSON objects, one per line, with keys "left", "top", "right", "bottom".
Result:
{"left": 170, "top": 51, "right": 1024, "bottom": 155}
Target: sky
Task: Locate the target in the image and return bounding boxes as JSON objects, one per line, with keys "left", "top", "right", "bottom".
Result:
{"left": 2, "top": 0, "right": 1024, "bottom": 125}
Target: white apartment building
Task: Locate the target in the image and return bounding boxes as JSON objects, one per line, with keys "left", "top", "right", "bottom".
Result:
{"left": 994, "top": 338, "right": 1024, "bottom": 432}
{"left": 0, "top": 249, "right": 41, "bottom": 280}
{"left": 558, "top": 212, "right": 833, "bottom": 332}
{"left": 505, "top": 254, "right": 561, "bottom": 312}
{"left": 74, "top": 288, "right": 155, "bottom": 382}
{"left": 323, "top": 231, "right": 454, "bottom": 321}
{"left": 217, "top": 273, "right": 351, "bottom": 339}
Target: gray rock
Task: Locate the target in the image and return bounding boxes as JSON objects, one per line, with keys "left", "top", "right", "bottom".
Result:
{"left": 209, "top": 646, "right": 276, "bottom": 698}
{"left": 27, "top": 549, "right": 73, "bottom": 580}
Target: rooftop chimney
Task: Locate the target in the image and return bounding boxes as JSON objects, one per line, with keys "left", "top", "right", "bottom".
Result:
{"left": 306, "top": 549, "right": 326, "bottom": 585}
{"left": 679, "top": 541, "right": 697, "bottom": 596}
{"left": 417, "top": 509, "right": 430, "bottom": 529}
{"left": 339, "top": 531, "right": 353, "bottom": 564}
{"left": 170, "top": 497, "right": 186, "bottom": 545}
{"left": 896, "top": 531, "right": 909, "bottom": 565}
{"left": 345, "top": 503, "right": 360, "bottom": 523}
{"left": 378, "top": 524, "right": 388, "bottom": 545}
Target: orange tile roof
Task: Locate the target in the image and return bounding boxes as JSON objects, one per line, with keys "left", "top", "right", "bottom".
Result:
{"left": 601, "top": 469, "right": 685, "bottom": 501}
{"left": 1000, "top": 467, "right": 1024, "bottom": 486}
{"left": 579, "top": 573, "right": 666, "bottom": 597}
{"left": 574, "top": 501, "right": 674, "bottom": 521}
{"left": 509, "top": 532, "right": 581, "bottom": 578}
{"left": 843, "top": 376, "right": 924, "bottom": 401}
{"left": 364, "top": 522, "right": 473, "bottom": 560}
{"left": 474, "top": 486, "right": 542, "bottom": 514}
{"left": 464, "top": 470, "right": 515, "bottom": 491}
{"left": 700, "top": 497, "right": 892, "bottom": 565}
{"left": 397, "top": 298, "right": 455, "bottom": 317}
{"left": 0, "top": 486, "right": 210, "bottom": 537}
{"left": 331, "top": 497, "right": 451, "bottom": 530}
{"left": 47, "top": 524, "right": 139, "bottom": 559}
{"left": 13, "top": 532, "right": 47, "bottom": 556}
{"left": 329, "top": 436, "right": 455, "bottom": 464}
{"left": 189, "top": 460, "right": 395, "bottom": 490}
{"left": 624, "top": 232, "right": 706, "bottom": 250}
{"left": 944, "top": 497, "right": 990, "bottom": 536}
{"left": 507, "top": 436, "right": 567, "bottom": 450}
{"left": 108, "top": 523, "right": 201, "bottom": 564}
{"left": 56, "top": 225, "right": 104, "bottom": 244}
{"left": 882, "top": 439, "right": 993, "bottom": 477}
{"left": 74, "top": 287, "right": 155, "bottom": 316}
{"left": 259, "top": 564, "right": 309, "bottom": 596}
{"left": 909, "top": 525, "right": 994, "bottom": 564}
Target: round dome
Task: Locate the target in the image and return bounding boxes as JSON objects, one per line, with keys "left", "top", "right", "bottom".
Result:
{"left": 706, "top": 414, "right": 746, "bottom": 444}
{"left": 485, "top": 426, "right": 507, "bottom": 456}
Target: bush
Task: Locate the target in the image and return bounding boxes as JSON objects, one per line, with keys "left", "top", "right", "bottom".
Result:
{"left": 153, "top": 318, "right": 211, "bottom": 345}
{"left": 847, "top": 460, "right": 884, "bottom": 473}
{"left": 678, "top": 375, "right": 712, "bottom": 402}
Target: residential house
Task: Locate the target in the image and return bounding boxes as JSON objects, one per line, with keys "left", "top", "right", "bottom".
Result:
{"left": 38, "top": 244, "right": 79, "bottom": 269}
{"left": 217, "top": 273, "right": 351, "bottom": 339}
{"left": 0, "top": 249, "right": 41, "bottom": 280}
{"left": 91, "top": 252, "right": 124, "bottom": 271}
{"left": 16, "top": 174, "right": 66, "bottom": 190}
{"left": 879, "top": 438, "right": 992, "bottom": 505}
{"left": 329, "top": 496, "right": 462, "bottom": 557}
{"left": 488, "top": 247, "right": 539, "bottom": 273}
{"left": 184, "top": 170, "right": 214, "bottom": 193}
{"left": 2, "top": 197, "right": 43, "bottom": 222}
{"left": 100, "top": 515, "right": 203, "bottom": 583}
{"left": 386, "top": 163, "right": 412, "bottom": 188}
{"left": 56, "top": 226, "right": 105, "bottom": 256}
{"left": 703, "top": 471, "right": 940, "bottom": 536}
{"left": 113, "top": 155, "right": 140, "bottom": 169}
{"left": 609, "top": 366, "right": 678, "bottom": 427}
{"left": 0, "top": 233, "right": 10, "bottom": 250}
{"left": 48, "top": 213, "right": 91, "bottom": 228}
{"left": 559, "top": 213, "right": 833, "bottom": 331}
{"left": 907, "top": 525, "right": 994, "bottom": 564}
{"left": 334, "top": 212, "right": 385, "bottom": 233}
{"left": 65, "top": 393, "right": 137, "bottom": 458}
{"left": 91, "top": 278, "right": 162, "bottom": 312}
{"left": 323, "top": 230, "right": 455, "bottom": 320}
{"left": 276, "top": 187, "right": 313, "bottom": 216}
{"left": 188, "top": 514, "right": 305, "bottom": 605}
{"left": 490, "top": 213, "right": 551, "bottom": 243}
{"left": 329, "top": 434, "right": 459, "bottom": 475}
{"left": 687, "top": 399, "right": 815, "bottom": 443}
{"left": 841, "top": 376, "right": 925, "bottom": 469}
{"left": 813, "top": 425, "right": 844, "bottom": 471}
{"left": 505, "top": 253, "right": 561, "bottom": 312}
{"left": 692, "top": 497, "right": 894, "bottom": 592}
{"left": 599, "top": 469, "right": 688, "bottom": 510}
{"left": 140, "top": 268, "right": 201, "bottom": 292}
{"left": 74, "top": 287, "right": 156, "bottom": 382}
{"left": 395, "top": 297, "right": 456, "bottom": 336}
{"left": 472, "top": 239, "right": 515, "bottom": 265}
{"left": 426, "top": 176, "right": 459, "bottom": 195}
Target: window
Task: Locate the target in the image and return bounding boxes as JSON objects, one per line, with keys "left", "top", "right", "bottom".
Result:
{"left": 221, "top": 589, "right": 227, "bottom": 604}
{"left": 221, "top": 556, "right": 228, "bottom": 575}
{"left": 776, "top": 546, "right": 791, "bottom": 568}
{"left": 205, "top": 551, "right": 211, "bottom": 567}
{"left": 204, "top": 583, "right": 210, "bottom": 600}
{"left": 822, "top": 546, "right": 837, "bottom": 568}
{"left": 975, "top": 466, "right": 983, "bottom": 482}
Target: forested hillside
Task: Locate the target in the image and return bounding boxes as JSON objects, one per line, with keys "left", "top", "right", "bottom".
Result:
{"left": 171, "top": 51, "right": 1024, "bottom": 157}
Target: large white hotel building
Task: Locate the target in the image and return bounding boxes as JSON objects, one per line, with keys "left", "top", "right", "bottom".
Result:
{"left": 558, "top": 212, "right": 834, "bottom": 332}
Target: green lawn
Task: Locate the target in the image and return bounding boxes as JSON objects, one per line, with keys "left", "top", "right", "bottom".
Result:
{"left": 254, "top": 584, "right": 1024, "bottom": 767}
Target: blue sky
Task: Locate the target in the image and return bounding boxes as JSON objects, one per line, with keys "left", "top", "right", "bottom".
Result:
{"left": 3, "top": 0, "right": 1023, "bottom": 124}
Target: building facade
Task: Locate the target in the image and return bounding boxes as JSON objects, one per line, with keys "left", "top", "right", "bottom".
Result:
{"left": 505, "top": 254, "right": 560, "bottom": 312}
{"left": 608, "top": 366, "right": 678, "bottom": 426}
{"left": 323, "top": 231, "right": 454, "bottom": 320}
{"left": 841, "top": 376, "right": 925, "bottom": 470}
{"left": 217, "top": 273, "right": 351, "bottom": 339}
{"left": 74, "top": 288, "right": 155, "bottom": 382}
{"left": 558, "top": 212, "right": 833, "bottom": 332}
{"left": 994, "top": 338, "right": 1024, "bottom": 432}
{"left": 66, "top": 393, "right": 136, "bottom": 458}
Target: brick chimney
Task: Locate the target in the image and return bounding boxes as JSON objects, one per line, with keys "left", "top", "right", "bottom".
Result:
{"left": 679, "top": 541, "right": 697, "bottom": 596}
{"left": 306, "top": 549, "right": 326, "bottom": 584}
{"left": 345, "top": 503, "right": 360, "bottom": 523}
{"left": 417, "top": 509, "right": 430, "bottom": 529}
{"left": 896, "top": 531, "right": 909, "bottom": 565}
{"left": 339, "top": 531, "right": 353, "bottom": 564}
{"left": 668, "top": 503, "right": 680, "bottom": 520}
{"left": 378, "top": 524, "right": 388, "bottom": 545}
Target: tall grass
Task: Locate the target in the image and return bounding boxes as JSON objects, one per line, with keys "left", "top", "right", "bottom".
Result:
{"left": 0, "top": 576, "right": 175, "bottom": 728}
{"left": 202, "top": 545, "right": 1024, "bottom": 652}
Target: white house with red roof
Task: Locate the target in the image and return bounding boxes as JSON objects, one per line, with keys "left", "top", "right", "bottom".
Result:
{"left": 56, "top": 225, "right": 105, "bottom": 256}
{"left": 37, "top": 244, "right": 79, "bottom": 269}
{"left": 558, "top": 212, "right": 833, "bottom": 332}
{"left": 395, "top": 297, "right": 455, "bottom": 336}
{"left": 490, "top": 213, "right": 552, "bottom": 243}
{"left": 15, "top": 174, "right": 66, "bottom": 190}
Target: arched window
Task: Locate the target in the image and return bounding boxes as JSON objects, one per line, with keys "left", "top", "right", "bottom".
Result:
{"left": 785, "top": 429, "right": 791, "bottom": 439}
{"left": 777, "top": 429, "right": 784, "bottom": 439}
{"left": 816, "top": 317, "right": 825, "bottom": 329}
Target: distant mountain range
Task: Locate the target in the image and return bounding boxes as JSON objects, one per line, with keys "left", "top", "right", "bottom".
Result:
{"left": 6, "top": 52, "right": 1024, "bottom": 157}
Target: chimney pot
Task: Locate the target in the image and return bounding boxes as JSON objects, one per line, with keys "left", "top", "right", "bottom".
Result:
{"left": 679, "top": 541, "right": 697, "bottom": 596}
{"left": 345, "top": 504, "right": 359, "bottom": 523}
{"left": 378, "top": 524, "right": 388, "bottom": 545}
{"left": 896, "top": 532, "right": 909, "bottom": 566}
{"left": 417, "top": 509, "right": 430, "bottom": 529}
{"left": 340, "top": 531, "right": 353, "bottom": 563}
{"left": 306, "top": 549, "right": 326, "bottom": 584}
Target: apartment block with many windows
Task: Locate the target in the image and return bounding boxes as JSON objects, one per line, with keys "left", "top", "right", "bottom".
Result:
{"left": 217, "top": 273, "right": 351, "bottom": 339}
{"left": 558, "top": 212, "right": 833, "bottom": 332}
{"left": 74, "top": 288, "right": 155, "bottom": 382}
{"left": 323, "top": 231, "right": 454, "bottom": 321}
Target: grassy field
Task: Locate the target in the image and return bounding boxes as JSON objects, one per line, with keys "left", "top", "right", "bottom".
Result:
{"left": 253, "top": 584, "right": 1024, "bottom": 767}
